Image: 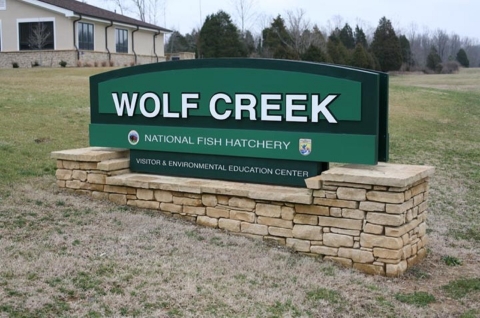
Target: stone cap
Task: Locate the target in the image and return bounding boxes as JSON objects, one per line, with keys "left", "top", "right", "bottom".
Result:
{"left": 107, "top": 173, "right": 313, "bottom": 204}
{"left": 312, "top": 163, "right": 435, "bottom": 188}
{"left": 51, "top": 147, "right": 129, "bottom": 162}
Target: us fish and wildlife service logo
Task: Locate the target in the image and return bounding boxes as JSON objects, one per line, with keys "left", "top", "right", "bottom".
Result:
{"left": 299, "top": 138, "right": 311, "bottom": 156}
{"left": 128, "top": 130, "right": 139, "bottom": 146}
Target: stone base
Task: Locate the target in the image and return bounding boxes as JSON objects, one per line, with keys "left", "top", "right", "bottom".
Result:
{"left": 51, "top": 147, "right": 435, "bottom": 276}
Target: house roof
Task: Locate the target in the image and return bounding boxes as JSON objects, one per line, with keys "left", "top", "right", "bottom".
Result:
{"left": 36, "top": 0, "right": 171, "bottom": 32}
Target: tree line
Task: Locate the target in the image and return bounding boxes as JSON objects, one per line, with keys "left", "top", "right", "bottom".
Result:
{"left": 165, "top": 10, "right": 479, "bottom": 73}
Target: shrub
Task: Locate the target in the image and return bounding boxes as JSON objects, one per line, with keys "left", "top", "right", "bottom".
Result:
{"left": 59, "top": 60, "right": 67, "bottom": 68}
{"left": 101, "top": 60, "right": 108, "bottom": 67}
{"left": 109, "top": 60, "right": 115, "bottom": 67}
{"left": 76, "top": 60, "right": 82, "bottom": 67}
{"left": 12, "top": 62, "right": 19, "bottom": 68}
{"left": 94, "top": 61, "right": 99, "bottom": 67}
{"left": 441, "top": 61, "right": 460, "bottom": 74}
{"left": 32, "top": 61, "right": 40, "bottom": 67}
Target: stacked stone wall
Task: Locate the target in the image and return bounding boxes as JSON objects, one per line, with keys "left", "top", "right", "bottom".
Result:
{"left": 52, "top": 147, "right": 435, "bottom": 276}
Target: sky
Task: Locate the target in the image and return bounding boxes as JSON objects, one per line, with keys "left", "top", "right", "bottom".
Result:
{"left": 90, "top": 0, "right": 480, "bottom": 41}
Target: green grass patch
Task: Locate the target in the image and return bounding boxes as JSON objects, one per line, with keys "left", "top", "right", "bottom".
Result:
{"left": 394, "top": 291, "right": 436, "bottom": 307}
{"left": 442, "top": 278, "right": 480, "bottom": 299}
{"left": 442, "top": 255, "right": 463, "bottom": 266}
{"left": 306, "top": 287, "right": 342, "bottom": 304}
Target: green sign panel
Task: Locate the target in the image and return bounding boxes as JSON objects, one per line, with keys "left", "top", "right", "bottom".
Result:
{"left": 90, "top": 59, "right": 389, "bottom": 186}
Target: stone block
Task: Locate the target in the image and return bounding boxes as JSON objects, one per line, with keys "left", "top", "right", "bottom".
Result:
{"left": 314, "top": 198, "right": 358, "bottom": 209}
{"left": 292, "top": 225, "right": 322, "bottom": 240}
{"left": 184, "top": 206, "right": 206, "bottom": 216}
{"left": 281, "top": 206, "right": 295, "bottom": 220}
{"left": 402, "top": 245, "right": 412, "bottom": 259}
{"left": 324, "top": 182, "right": 372, "bottom": 189}
{"left": 229, "top": 197, "right": 256, "bottom": 210}
{"left": 386, "top": 260, "right": 408, "bottom": 277}
{"left": 364, "top": 223, "right": 384, "bottom": 234}
{"left": 197, "top": 216, "right": 218, "bottom": 228}
{"left": 218, "top": 219, "right": 241, "bottom": 232}
{"left": 330, "top": 207, "right": 342, "bottom": 217}
{"left": 135, "top": 200, "right": 160, "bottom": 210}
{"left": 330, "top": 228, "right": 360, "bottom": 236}
{"left": 72, "top": 170, "right": 87, "bottom": 181}
{"left": 384, "top": 218, "right": 421, "bottom": 237}
{"left": 269, "top": 227, "right": 293, "bottom": 238}
{"left": 137, "top": 189, "right": 154, "bottom": 200}
{"left": 104, "top": 185, "right": 128, "bottom": 194}
{"left": 230, "top": 210, "right": 255, "bottom": 223}
{"left": 324, "top": 256, "right": 352, "bottom": 268}
{"left": 109, "top": 194, "right": 127, "bottom": 205}
{"left": 79, "top": 162, "right": 98, "bottom": 169}
{"left": 295, "top": 204, "right": 329, "bottom": 216}
{"left": 87, "top": 173, "right": 106, "bottom": 185}
{"left": 323, "top": 233, "right": 354, "bottom": 247}
{"left": 62, "top": 161, "right": 80, "bottom": 169}
{"left": 411, "top": 182, "right": 427, "bottom": 196}
{"left": 154, "top": 190, "right": 173, "bottom": 202}
{"left": 342, "top": 209, "right": 365, "bottom": 220}
{"left": 92, "top": 191, "right": 109, "bottom": 200}
{"left": 374, "top": 186, "right": 388, "bottom": 191}
{"left": 56, "top": 169, "right": 72, "bottom": 180}
{"left": 241, "top": 223, "right": 268, "bottom": 235}
{"left": 217, "top": 195, "right": 229, "bottom": 205}
{"left": 366, "top": 191, "right": 404, "bottom": 204}
{"left": 56, "top": 180, "right": 66, "bottom": 188}
{"left": 173, "top": 196, "right": 203, "bottom": 207}
{"left": 413, "top": 193, "right": 424, "bottom": 206}
{"left": 293, "top": 214, "right": 318, "bottom": 225}
{"left": 258, "top": 217, "right": 293, "bottom": 229}
{"left": 310, "top": 246, "right": 338, "bottom": 256}
{"left": 313, "top": 190, "right": 326, "bottom": 198}
{"left": 256, "top": 203, "right": 282, "bottom": 218}
{"left": 325, "top": 191, "right": 337, "bottom": 199}
{"left": 286, "top": 238, "right": 310, "bottom": 252}
{"left": 419, "top": 201, "right": 428, "bottom": 213}
{"left": 206, "top": 207, "right": 229, "bottom": 218}
{"left": 66, "top": 180, "right": 83, "bottom": 189}
{"left": 366, "top": 212, "right": 405, "bottom": 227}
{"left": 97, "top": 158, "right": 130, "bottom": 171}
{"left": 337, "top": 187, "right": 366, "bottom": 201}
{"left": 318, "top": 216, "right": 363, "bottom": 230}
{"left": 202, "top": 194, "right": 217, "bottom": 207}
{"left": 160, "top": 203, "right": 182, "bottom": 213}
{"left": 359, "top": 201, "right": 385, "bottom": 211}
{"left": 305, "top": 175, "right": 322, "bottom": 189}
{"left": 264, "top": 236, "right": 286, "bottom": 246}
{"left": 360, "top": 233, "right": 404, "bottom": 249}
{"left": 353, "top": 263, "right": 385, "bottom": 275}
{"left": 386, "top": 199, "right": 413, "bottom": 214}
{"left": 373, "top": 247, "right": 403, "bottom": 259}
{"left": 338, "top": 248, "right": 374, "bottom": 263}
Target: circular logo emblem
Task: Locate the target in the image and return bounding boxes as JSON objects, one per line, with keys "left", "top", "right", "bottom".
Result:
{"left": 128, "top": 130, "right": 139, "bottom": 145}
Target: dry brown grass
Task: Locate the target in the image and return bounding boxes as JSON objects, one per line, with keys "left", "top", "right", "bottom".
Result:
{"left": 0, "top": 67, "right": 479, "bottom": 317}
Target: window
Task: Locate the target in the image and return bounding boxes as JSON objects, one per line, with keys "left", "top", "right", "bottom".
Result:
{"left": 19, "top": 21, "right": 54, "bottom": 50}
{"left": 0, "top": 21, "right": 2, "bottom": 51}
{"left": 116, "top": 28, "right": 128, "bottom": 53}
{"left": 0, "top": 0, "right": 5, "bottom": 10}
{"left": 78, "top": 22, "right": 94, "bottom": 50}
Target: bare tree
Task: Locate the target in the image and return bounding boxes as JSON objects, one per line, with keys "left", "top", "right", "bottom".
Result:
{"left": 433, "top": 29, "right": 449, "bottom": 61}
{"left": 230, "top": 0, "right": 257, "bottom": 34}
{"left": 286, "top": 8, "right": 311, "bottom": 56}
{"left": 28, "top": 22, "right": 51, "bottom": 50}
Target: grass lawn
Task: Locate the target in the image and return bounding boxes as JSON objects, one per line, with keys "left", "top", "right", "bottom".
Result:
{"left": 0, "top": 67, "right": 479, "bottom": 317}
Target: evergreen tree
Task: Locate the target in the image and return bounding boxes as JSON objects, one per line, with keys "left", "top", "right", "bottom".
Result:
{"left": 456, "top": 48, "right": 470, "bottom": 67}
{"left": 198, "top": 11, "right": 246, "bottom": 58}
{"left": 354, "top": 25, "right": 368, "bottom": 49}
{"left": 261, "top": 15, "right": 297, "bottom": 59}
{"left": 165, "top": 31, "right": 189, "bottom": 53}
{"left": 426, "top": 46, "right": 442, "bottom": 73}
{"left": 327, "top": 35, "right": 350, "bottom": 65}
{"left": 301, "top": 44, "right": 328, "bottom": 63}
{"left": 351, "top": 44, "right": 370, "bottom": 69}
{"left": 339, "top": 23, "right": 355, "bottom": 49}
{"left": 399, "top": 35, "right": 413, "bottom": 69}
{"left": 241, "top": 30, "right": 256, "bottom": 56}
{"left": 371, "top": 17, "right": 402, "bottom": 72}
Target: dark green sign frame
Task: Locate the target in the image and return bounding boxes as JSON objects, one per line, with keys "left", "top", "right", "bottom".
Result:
{"left": 90, "top": 59, "right": 388, "bottom": 186}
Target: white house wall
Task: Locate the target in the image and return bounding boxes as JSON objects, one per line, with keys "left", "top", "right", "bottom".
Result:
{"left": 0, "top": 0, "right": 73, "bottom": 51}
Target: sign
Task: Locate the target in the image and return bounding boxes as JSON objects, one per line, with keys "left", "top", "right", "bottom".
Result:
{"left": 89, "top": 59, "right": 389, "bottom": 186}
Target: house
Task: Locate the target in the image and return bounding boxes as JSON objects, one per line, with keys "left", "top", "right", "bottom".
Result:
{"left": 0, "top": 0, "right": 172, "bottom": 68}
